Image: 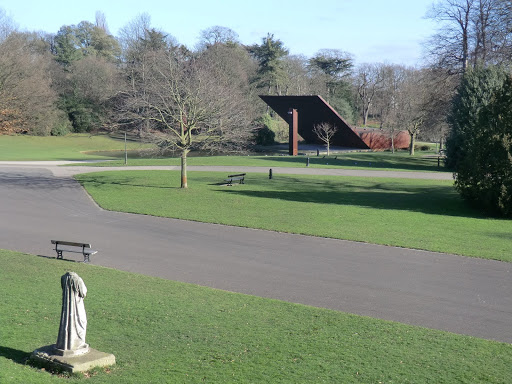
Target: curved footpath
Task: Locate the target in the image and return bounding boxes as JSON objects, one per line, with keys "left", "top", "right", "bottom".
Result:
{"left": 0, "top": 162, "right": 510, "bottom": 344}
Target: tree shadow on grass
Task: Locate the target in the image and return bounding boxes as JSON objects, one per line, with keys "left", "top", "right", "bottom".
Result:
{"left": 0, "top": 346, "right": 30, "bottom": 365}
{"left": 487, "top": 232, "right": 512, "bottom": 240}
{"left": 221, "top": 178, "right": 489, "bottom": 219}
{"left": 255, "top": 154, "right": 446, "bottom": 172}
{"left": 77, "top": 175, "right": 179, "bottom": 190}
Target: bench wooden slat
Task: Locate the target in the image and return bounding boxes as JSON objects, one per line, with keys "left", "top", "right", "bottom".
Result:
{"left": 51, "top": 240, "right": 92, "bottom": 248}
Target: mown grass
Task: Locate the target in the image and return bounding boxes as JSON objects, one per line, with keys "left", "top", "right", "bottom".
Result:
{"left": 0, "top": 133, "right": 447, "bottom": 172}
{"left": 0, "top": 134, "right": 149, "bottom": 161}
{"left": 83, "top": 151, "right": 447, "bottom": 173}
{"left": 75, "top": 171, "right": 512, "bottom": 262}
{"left": 1, "top": 250, "right": 510, "bottom": 383}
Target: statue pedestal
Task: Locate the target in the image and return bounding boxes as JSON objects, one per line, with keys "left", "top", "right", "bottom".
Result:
{"left": 30, "top": 344, "right": 115, "bottom": 373}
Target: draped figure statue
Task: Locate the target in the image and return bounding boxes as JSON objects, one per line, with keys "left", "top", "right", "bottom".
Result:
{"left": 55, "top": 272, "right": 89, "bottom": 356}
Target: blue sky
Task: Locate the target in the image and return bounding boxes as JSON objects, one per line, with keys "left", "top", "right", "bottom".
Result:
{"left": 1, "top": 0, "right": 437, "bottom": 66}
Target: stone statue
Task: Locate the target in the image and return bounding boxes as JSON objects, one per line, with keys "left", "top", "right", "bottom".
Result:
{"left": 30, "top": 271, "right": 115, "bottom": 372}
{"left": 55, "top": 272, "right": 89, "bottom": 356}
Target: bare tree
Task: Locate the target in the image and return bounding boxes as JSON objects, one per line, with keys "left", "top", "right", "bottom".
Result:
{"left": 119, "top": 49, "right": 253, "bottom": 188}
{"left": 0, "top": 8, "right": 16, "bottom": 42}
{"left": 373, "top": 64, "right": 408, "bottom": 153}
{"left": 355, "top": 63, "right": 384, "bottom": 126}
{"left": 313, "top": 122, "right": 338, "bottom": 155}
{"left": 95, "top": 11, "right": 110, "bottom": 34}
{"left": 118, "top": 13, "right": 152, "bottom": 55}
{"left": 427, "top": 0, "right": 473, "bottom": 72}
{"left": 472, "top": 0, "right": 512, "bottom": 65}
{"left": 426, "top": 0, "right": 512, "bottom": 73}
{"left": 197, "top": 26, "right": 239, "bottom": 50}
{"left": 418, "top": 68, "right": 457, "bottom": 150}
{"left": 394, "top": 69, "right": 428, "bottom": 155}
{"left": 282, "top": 54, "right": 310, "bottom": 95}
{"left": 0, "top": 32, "right": 63, "bottom": 135}
{"left": 119, "top": 15, "right": 178, "bottom": 137}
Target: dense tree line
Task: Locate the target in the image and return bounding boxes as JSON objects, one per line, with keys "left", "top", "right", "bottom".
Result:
{"left": 1, "top": 9, "right": 433, "bottom": 143}
{"left": 0, "top": 11, "right": 358, "bottom": 138}
{"left": 0, "top": 4, "right": 510, "bottom": 169}
{"left": 0, "top": 7, "right": 454, "bottom": 149}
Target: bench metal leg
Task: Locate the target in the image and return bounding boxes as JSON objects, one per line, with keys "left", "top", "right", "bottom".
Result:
{"left": 83, "top": 253, "right": 90, "bottom": 263}
{"left": 56, "top": 250, "right": 63, "bottom": 259}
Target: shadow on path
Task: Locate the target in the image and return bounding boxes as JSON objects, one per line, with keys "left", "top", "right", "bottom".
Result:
{"left": 0, "top": 170, "right": 78, "bottom": 190}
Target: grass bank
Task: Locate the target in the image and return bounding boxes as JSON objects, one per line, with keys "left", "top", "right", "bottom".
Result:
{"left": 0, "top": 134, "right": 149, "bottom": 161}
{"left": 1, "top": 250, "right": 510, "bottom": 383}
{"left": 75, "top": 171, "right": 511, "bottom": 262}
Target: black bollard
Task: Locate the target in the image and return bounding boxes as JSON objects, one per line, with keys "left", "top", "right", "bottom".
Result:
{"left": 269, "top": 168, "right": 273, "bottom": 179}
{"left": 306, "top": 157, "right": 310, "bottom": 167}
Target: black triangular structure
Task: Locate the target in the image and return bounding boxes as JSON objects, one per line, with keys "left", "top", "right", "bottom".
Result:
{"left": 259, "top": 95, "right": 369, "bottom": 149}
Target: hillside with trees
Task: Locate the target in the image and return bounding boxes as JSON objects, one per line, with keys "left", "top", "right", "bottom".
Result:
{"left": 0, "top": 1, "right": 511, "bottom": 208}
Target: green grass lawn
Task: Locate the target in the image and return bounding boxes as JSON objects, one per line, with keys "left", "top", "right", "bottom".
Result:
{"left": 0, "top": 134, "right": 149, "bottom": 161}
{"left": 75, "top": 171, "right": 512, "bottom": 262}
{"left": 0, "top": 133, "right": 447, "bottom": 172}
{"left": 1, "top": 250, "right": 510, "bottom": 383}
{"left": 83, "top": 151, "right": 448, "bottom": 173}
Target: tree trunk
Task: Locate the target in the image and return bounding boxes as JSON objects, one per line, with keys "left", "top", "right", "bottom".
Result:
{"left": 363, "top": 106, "right": 369, "bottom": 126}
{"left": 391, "top": 131, "right": 395, "bottom": 154}
{"left": 409, "top": 131, "right": 416, "bottom": 156}
{"left": 326, "top": 142, "right": 330, "bottom": 156}
{"left": 181, "top": 149, "right": 189, "bottom": 189}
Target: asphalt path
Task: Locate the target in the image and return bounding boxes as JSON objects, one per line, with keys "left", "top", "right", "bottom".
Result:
{"left": 0, "top": 163, "right": 510, "bottom": 344}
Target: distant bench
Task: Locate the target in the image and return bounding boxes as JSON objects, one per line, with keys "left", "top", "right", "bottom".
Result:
{"left": 51, "top": 240, "right": 97, "bottom": 263}
{"left": 225, "top": 173, "right": 246, "bottom": 186}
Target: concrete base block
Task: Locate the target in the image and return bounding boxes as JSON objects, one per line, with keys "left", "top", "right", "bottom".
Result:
{"left": 30, "top": 345, "right": 115, "bottom": 373}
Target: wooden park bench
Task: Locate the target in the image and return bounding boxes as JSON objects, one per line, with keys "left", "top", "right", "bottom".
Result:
{"left": 51, "top": 240, "right": 97, "bottom": 263}
{"left": 225, "top": 173, "right": 246, "bottom": 186}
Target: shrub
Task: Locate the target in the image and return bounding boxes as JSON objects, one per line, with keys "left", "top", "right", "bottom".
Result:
{"left": 448, "top": 67, "right": 512, "bottom": 217}
{"left": 50, "top": 121, "right": 72, "bottom": 136}
{"left": 446, "top": 66, "right": 507, "bottom": 170}
{"left": 254, "top": 125, "right": 275, "bottom": 145}
{"left": 414, "top": 144, "right": 431, "bottom": 151}
{"left": 258, "top": 113, "right": 287, "bottom": 143}
{"left": 59, "top": 95, "right": 102, "bottom": 133}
